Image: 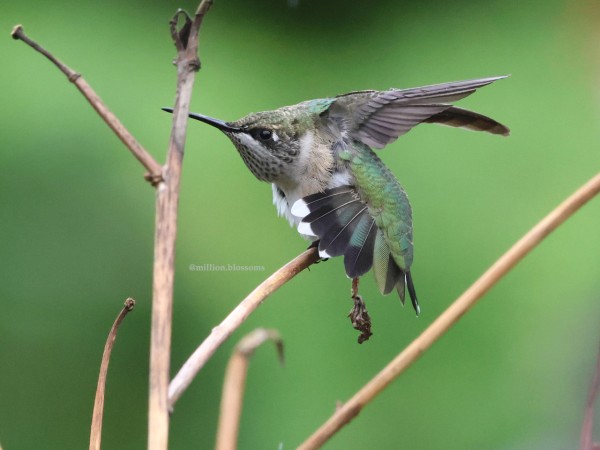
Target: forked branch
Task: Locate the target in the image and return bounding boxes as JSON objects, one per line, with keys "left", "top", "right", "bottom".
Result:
{"left": 12, "top": 3, "right": 215, "bottom": 447}
{"left": 11, "top": 25, "right": 163, "bottom": 185}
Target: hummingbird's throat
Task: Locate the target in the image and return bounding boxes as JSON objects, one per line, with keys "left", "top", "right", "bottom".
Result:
{"left": 228, "top": 132, "right": 285, "bottom": 182}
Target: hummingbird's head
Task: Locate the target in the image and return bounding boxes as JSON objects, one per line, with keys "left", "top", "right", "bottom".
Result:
{"left": 163, "top": 107, "right": 307, "bottom": 183}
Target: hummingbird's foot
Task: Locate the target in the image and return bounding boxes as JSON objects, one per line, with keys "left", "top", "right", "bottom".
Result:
{"left": 307, "top": 240, "right": 329, "bottom": 263}
{"left": 307, "top": 240, "right": 319, "bottom": 250}
{"left": 348, "top": 277, "right": 372, "bottom": 344}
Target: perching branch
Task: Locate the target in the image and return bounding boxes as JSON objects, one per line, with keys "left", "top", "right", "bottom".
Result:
{"left": 298, "top": 170, "right": 600, "bottom": 449}
{"left": 168, "top": 247, "right": 319, "bottom": 409}
{"left": 581, "top": 342, "right": 600, "bottom": 450}
{"left": 11, "top": 25, "right": 163, "bottom": 185}
{"left": 89, "top": 298, "right": 135, "bottom": 450}
{"left": 215, "top": 328, "right": 284, "bottom": 450}
{"left": 148, "top": 2, "right": 213, "bottom": 450}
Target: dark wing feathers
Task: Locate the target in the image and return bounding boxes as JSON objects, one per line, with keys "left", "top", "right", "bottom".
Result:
{"left": 358, "top": 105, "right": 449, "bottom": 148}
{"left": 393, "top": 76, "right": 506, "bottom": 101}
{"left": 331, "top": 75, "right": 509, "bottom": 149}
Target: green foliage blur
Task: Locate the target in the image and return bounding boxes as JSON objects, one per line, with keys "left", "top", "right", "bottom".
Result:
{"left": 2, "top": 0, "right": 599, "bottom": 448}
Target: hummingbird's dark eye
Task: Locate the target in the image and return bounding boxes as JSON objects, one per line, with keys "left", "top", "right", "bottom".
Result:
{"left": 257, "top": 129, "right": 273, "bottom": 141}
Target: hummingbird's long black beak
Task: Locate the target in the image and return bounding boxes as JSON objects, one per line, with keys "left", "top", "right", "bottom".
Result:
{"left": 161, "top": 107, "right": 242, "bottom": 133}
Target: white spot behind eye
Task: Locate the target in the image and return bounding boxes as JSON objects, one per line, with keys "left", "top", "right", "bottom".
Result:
{"left": 272, "top": 132, "right": 279, "bottom": 142}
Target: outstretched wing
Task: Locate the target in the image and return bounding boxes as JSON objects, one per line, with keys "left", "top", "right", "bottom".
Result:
{"left": 329, "top": 76, "right": 509, "bottom": 149}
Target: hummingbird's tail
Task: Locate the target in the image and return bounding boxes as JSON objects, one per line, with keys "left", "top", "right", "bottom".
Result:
{"left": 291, "top": 186, "right": 420, "bottom": 315}
{"left": 372, "top": 227, "right": 420, "bottom": 315}
{"left": 293, "top": 186, "right": 377, "bottom": 276}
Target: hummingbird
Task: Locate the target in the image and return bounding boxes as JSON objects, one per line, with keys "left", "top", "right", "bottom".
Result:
{"left": 164, "top": 76, "right": 509, "bottom": 342}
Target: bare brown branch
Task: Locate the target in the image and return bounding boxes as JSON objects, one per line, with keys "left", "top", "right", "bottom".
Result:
{"left": 89, "top": 298, "right": 135, "bottom": 450}
{"left": 11, "top": 25, "right": 163, "bottom": 184}
{"left": 216, "top": 329, "right": 284, "bottom": 450}
{"left": 168, "top": 247, "right": 319, "bottom": 409}
{"left": 581, "top": 343, "right": 600, "bottom": 450}
{"left": 148, "top": 2, "right": 214, "bottom": 448}
{"left": 299, "top": 170, "right": 600, "bottom": 449}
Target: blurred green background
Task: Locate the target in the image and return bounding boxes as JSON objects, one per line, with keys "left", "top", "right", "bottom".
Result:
{"left": 2, "top": 0, "right": 599, "bottom": 448}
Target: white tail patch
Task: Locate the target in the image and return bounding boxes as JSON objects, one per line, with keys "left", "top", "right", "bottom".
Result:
{"left": 297, "top": 221, "right": 316, "bottom": 236}
{"left": 290, "top": 199, "right": 310, "bottom": 218}
{"left": 319, "top": 248, "right": 331, "bottom": 258}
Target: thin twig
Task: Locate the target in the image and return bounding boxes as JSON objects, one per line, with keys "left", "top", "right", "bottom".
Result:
{"left": 298, "top": 170, "right": 600, "bottom": 449}
{"left": 216, "top": 328, "right": 284, "bottom": 450}
{"left": 148, "top": 2, "right": 213, "bottom": 449}
{"left": 581, "top": 342, "right": 600, "bottom": 450}
{"left": 169, "top": 247, "right": 319, "bottom": 409}
{"left": 11, "top": 25, "right": 163, "bottom": 184}
{"left": 89, "top": 298, "right": 135, "bottom": 450}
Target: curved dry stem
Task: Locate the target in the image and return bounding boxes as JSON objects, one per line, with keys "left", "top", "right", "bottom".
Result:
{"left": 215, "top": 329, "right": 284, "bottom": 450}
{"left": 298, "top": 170, "right": 600, "bottom": 449}
{"left": 89, "top": 298, "right": 135, "bottom": 450}
{"left": 11, "top": 25, "right": 163, "bottom": 184}
{"left": 168, "top": 247, "right": 319, "bottom": 409}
